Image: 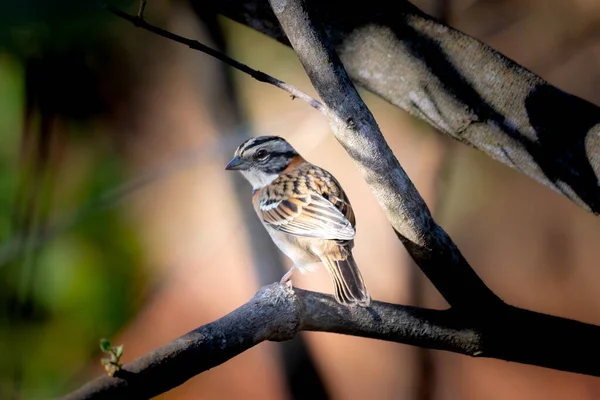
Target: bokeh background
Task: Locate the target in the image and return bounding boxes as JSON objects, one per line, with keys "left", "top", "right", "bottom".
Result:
{"left": 1, "top": 0, "right": 600, "bottom": 399}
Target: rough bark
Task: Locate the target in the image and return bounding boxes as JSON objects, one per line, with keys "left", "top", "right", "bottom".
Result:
{"left": 205, "top": 0, "right": 600, "bottom": 215}
{"left": 265, "top": 0, "right": 502, "bottom": 311}
{"left": 57, "top": 2, "right": 600, "bottom": 399}
{"left": 58, "top": 284, "right": 600, "bottom": 400}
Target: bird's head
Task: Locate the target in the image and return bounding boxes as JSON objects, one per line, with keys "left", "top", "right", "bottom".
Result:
{"left": 225, "top": 135, "right": 300, "bottom": 189}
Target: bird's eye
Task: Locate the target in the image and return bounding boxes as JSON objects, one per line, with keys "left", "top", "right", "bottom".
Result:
{"left": 255, "top": 149, "right": 269, "bottom": 160}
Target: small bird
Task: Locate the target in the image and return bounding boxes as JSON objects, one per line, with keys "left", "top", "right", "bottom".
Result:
{"left": 225, "top": 135, "right": 371, "bottom": 307}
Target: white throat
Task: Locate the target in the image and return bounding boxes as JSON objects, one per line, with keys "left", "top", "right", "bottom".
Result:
{"left": 241, "top": 170, "right": 279, "bottom": 190}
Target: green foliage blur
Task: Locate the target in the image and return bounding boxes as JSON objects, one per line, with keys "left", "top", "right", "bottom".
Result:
{"left": 0, "top": 1, "right": 146, "bottom": 398}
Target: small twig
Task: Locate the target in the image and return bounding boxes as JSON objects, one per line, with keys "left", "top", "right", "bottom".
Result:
{"left": 99, "top": 339, "right": 124, "bottom": 377}
{"left": 137, "top": 0, "right": 147, "bottom": 19}
{"left": 104, "top": 3, "right": 325, "bottom": 113}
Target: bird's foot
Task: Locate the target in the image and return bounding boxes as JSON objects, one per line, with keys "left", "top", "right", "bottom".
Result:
{"left": 280, "top": 266, "right": 296, "bottom": 288}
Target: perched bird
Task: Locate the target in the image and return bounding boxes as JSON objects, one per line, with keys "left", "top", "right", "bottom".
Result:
{"left": 225, "top": 135, "right": 371, "bottom": 307}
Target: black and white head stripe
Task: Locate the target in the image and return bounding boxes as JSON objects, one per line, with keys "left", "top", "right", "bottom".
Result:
{"left": 236, "top": 136, "right": 299, "bottom": 174}
{"left": 236, "top": 136, "right": 297, "bottom": 157}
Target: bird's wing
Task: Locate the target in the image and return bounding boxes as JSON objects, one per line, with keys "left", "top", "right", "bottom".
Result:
{"left": 260, "top": 193, "right": 355, "bottom": 240}
{"left": 258, "top": 168, "right": 355, "bottom": 241}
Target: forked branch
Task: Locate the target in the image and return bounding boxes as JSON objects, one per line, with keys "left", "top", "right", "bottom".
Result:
{"left": 58, "top": 2, "right": 600, "bottom": 399}
{"left": 208, "top": 0, "right": 600, "bottom": 215}
{"left": 267, "top": 0, "right": 501, "bottom": 310}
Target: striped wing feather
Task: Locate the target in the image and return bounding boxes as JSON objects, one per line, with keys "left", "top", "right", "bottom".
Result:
{"left": 261, "top": 194, "right": 355, "bottom": 240}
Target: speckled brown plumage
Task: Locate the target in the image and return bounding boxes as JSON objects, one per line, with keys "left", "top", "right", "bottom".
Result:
{"left": 228, "top": 136, "right": 370, "bottom": 307}
{"left": 256, "top": 159, "right": 355, "bottom": 240}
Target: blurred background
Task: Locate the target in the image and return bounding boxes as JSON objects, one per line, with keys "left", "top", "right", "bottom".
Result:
{"left": 1, "top": 0, "right": 600, "bottom": 398}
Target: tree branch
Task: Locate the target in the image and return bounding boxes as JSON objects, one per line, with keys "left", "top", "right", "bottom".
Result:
{"left": 62, "top": 3, "right": 600, "bottom": 400}
{"left": 104, "top": 3, "right": 325, "bottom": 113}
{"left": 206, "top": 0, "right": 600, "bottom": 215}
{"left": 104, "top": 1, "right": 501, "bottom": 309}
{"left": 265, "top": 0, "right": 501, "bottom": 310}
{"left": 59, "top": 284, "right": 600, "bottom": 399}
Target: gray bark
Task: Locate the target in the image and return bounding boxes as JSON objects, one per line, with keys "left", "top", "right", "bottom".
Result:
{"left": 57, "top": 2, "right": 600, "bottom": 399}
{"left": 206, "top": 0, "right": 600, "bottom": 214}
{"left": 265, "top": 0, "right": 501, "bottom": 311}
{"left": 58, "top": 284, "right": 600, "bottom": 400}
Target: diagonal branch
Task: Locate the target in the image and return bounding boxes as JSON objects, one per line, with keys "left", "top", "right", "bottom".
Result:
{"left": 266, "top": 0, "right": 501, "bottom": 310}
{"left": 104, "top": 3, "right": 325, "bottom": 113}
{"left": 104, "top": 1, "right": 500, "bottom": 309}
{"left": 63, "top": 4, "right": 600, "bottom": 400}
{"left": 207, "top": 0, "right": 600, "bottom": 215}
{"left": 59, "top": 283, "right": 600, "bottom": 400}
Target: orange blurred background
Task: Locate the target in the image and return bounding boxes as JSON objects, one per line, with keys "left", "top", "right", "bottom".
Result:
{"left": 1, "top": 0, "right": 600, "bottom": 399}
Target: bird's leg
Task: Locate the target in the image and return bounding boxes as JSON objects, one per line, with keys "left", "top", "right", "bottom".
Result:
{"left": 280, "top": 265, "right": 297, "bottom": 287}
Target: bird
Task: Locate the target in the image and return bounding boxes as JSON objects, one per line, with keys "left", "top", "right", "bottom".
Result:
{"left": 225, "top": 135, "right": 371, "bottom": 307}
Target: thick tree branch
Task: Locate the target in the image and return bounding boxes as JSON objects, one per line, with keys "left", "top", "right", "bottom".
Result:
{"left": 59, "top": 284, "right": 600, "bottom": 399}
{"left": 266, "top": 0, "right": 501, "bottom": 310}
{"left": 206, "top": 0, "right": 600, "bottom": 215}
{"left": 66, "top": 4, "right": 600, "bottom": 400}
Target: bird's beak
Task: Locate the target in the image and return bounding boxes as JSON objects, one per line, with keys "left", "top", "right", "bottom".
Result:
{"left": 225, "top": 155, "right": 249, "bottom": 171}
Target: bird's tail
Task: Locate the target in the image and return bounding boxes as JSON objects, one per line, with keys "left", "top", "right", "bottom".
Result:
{"left": 321, "top": 253, "right": 371, "bottom": 307}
